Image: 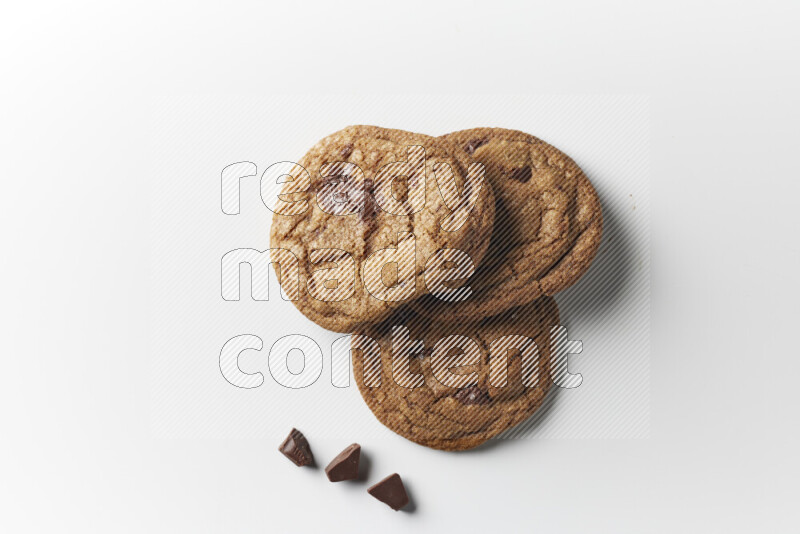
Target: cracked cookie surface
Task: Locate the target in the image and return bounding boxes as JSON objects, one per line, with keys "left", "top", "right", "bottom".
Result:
{"left": 269, "top": 125, "right": 495, "bottom": 332}
{"left": 352, "top": 297, "right": 559, "bottom": 451}
{"left": 412, "top": 128, "right": 602, "bottom": 321}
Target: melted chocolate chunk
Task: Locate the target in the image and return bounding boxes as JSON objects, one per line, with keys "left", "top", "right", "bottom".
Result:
{"left": 315, "top": 173, "right": 373, "bottom": 220}
{"left": 312, "top": 174, "right": 345, "bottom": 193}
{"left": 339, "top": 143, "right": 354, "bottom": 159}
{"left": 454, "top": 385, "right": 491, "bottom": 405}
{"left": 368, "top": 473, "right": 409, "bottom": 511}
{"left": 279, "top": 428, "right": 314, "bottom": 466}
{"left": 314, "top": 172, "right": 377, "bottom": 225}
{"left": 463, "top": 138, "right": 488, "bottom": 155}
{"left": 325, "top": 443, "right": 361, "bottom": 482}
{"left": 418, "top": 347, "right": 435, "bottom": 358}
{"left": 509, "top": 165, "right": 532, "bottom": 183}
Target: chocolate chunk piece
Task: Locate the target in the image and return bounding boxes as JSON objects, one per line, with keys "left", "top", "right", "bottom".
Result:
{"left": 412, "top": 346, "right": 434, "bottom": 359}
{"left": 463, "top": 138, "right": 488, "bottom": 155}
{"left": 279, "top": 428, "right": 314, "bottom": 466}
{"left": 368, "top": 473, "right": 409, "bottom": 511}
{"left": 315, "top": 173, "right": 364, "bottom": 215}
{"left": 325, "top": 443, "right": 361, "bottom": 482}
{"left": 339, "top": 143, "right": 354, "bottom": 159}
{"left": 509, "top": 165, "right": 532, "bottom": 183}
{"left": 454, "top": 385, "right": 491, "bottom": 405}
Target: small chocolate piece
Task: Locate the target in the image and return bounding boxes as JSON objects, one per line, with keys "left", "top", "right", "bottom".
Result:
{"left": 325, "top": 443, "right": 361, "bottom": 482}
{"left": 463, "top": 138, "right": 487, "bottom": 155}
{"left": 411, "top": 346, "right": 434, "bottom": 359}
{"left": 368, "top": 473, "right": 409, "bottom": 511}
{"left": 314, "top": 173, "right": 345, "bottom": 191}
{"left": 509, "top": 165, "right": 532, "bottom": 183}
{"left": 279, "top": 428, "right": 314, "bottom": 466}
{"left": 453, "top": 385, "right": 491, "bottom": 405}
{"left": 339, "top": 143, "right": 354, "bottom": 159}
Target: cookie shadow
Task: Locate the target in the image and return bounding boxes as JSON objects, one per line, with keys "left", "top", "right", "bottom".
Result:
{"left": 556, "top": 185, "right": 640, "bottom": 326}
{"left": 306, "top": 455, "right": 319, "bottom": 470}
{"left": 400, "top": 478, "right": 418, "bottom": 514}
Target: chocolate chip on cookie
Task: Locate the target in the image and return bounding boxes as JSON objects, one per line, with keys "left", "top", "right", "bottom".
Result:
{"left": 463, "top": 137, "right": 488, "bottom": 155}
{"left": 508, "top": 165, "right": 532, "bottom": 183}
{"left": 453, "top": 385, "right": 491, "bottom": 406}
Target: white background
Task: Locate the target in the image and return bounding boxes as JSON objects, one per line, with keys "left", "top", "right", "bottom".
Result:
{"left": 2, "top": 1, "right": 799, "bottom": 532}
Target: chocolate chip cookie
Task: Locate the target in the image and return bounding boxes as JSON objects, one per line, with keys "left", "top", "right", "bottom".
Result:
{"left": 269, "top": 125, "right": 495, "bottom": 332}
{"left": 352, "top": 297, "right": 559, "bottom": 451}
{"left": 412, "top": 128, "right": 602, "bottom": 321}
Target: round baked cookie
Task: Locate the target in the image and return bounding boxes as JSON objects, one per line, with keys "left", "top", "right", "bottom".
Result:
{"left": 352, "top": 297, "right": 559, "bottom": 451}
{"left": 269, "top": 125, "right": 495, "bottom": 333}
{"left": 412, "top": 128, "right": 602, "bottom": 321}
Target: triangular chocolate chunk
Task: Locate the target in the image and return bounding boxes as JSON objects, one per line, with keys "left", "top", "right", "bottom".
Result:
{"left": 368, "top": 473, "right": 409, "bottom": 511}
{"left": 325, "top": 443, "right": 361, "bottom": 482}
{"left": 279, "top": 428, "right": 313, "bottom": 466}
{"left": 454, "top": 385, "right": 491, "bottom": 405}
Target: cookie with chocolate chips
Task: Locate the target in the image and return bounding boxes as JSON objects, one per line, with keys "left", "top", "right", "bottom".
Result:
{"left": 269, "top": 125, "right": 495, "bottom": 332}
{"left": 352, "top": 297, "right": 559, "bottom": 451}
{"left": 412, "top": 128, "right": 602, "bottom": 321}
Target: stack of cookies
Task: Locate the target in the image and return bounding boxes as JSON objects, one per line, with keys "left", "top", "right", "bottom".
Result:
{"left": 270, "top": 126, "right": 602, "bottom": 451}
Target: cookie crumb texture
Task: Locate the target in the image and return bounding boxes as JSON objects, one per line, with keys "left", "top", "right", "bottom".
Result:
{"left": 413, "top": 128, "right": 603, "bottom": 321}
{"left": 270, "top": 125, "right": 495, "bottom": 333}
{"left": 353, "top": 297, "right": 559, "bottom": 451}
